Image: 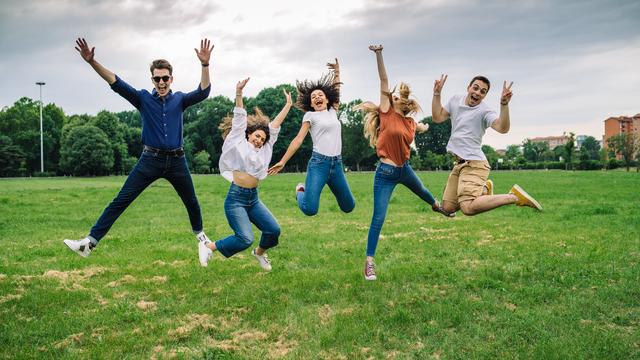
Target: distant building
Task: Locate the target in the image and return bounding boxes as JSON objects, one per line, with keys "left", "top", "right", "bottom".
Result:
{"left": 529, "top": 135, "right": 567, "bottom": 149}
{"left": 603, "top": 114, "right": 640, "bottom": 159}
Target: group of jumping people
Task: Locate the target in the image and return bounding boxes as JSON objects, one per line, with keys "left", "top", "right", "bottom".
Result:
{"left": 64, "top": 38, "right": 542, "bottom": 281}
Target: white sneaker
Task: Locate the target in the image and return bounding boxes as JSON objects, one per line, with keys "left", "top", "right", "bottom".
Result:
{"left": 196, "top": 232, "right": 213, "bottom": 267}
{"left": 63, "top": 238, "right": 93, "bottom": 258}
{"left": 252, "top": 248, "right": 272, "bottom": 271}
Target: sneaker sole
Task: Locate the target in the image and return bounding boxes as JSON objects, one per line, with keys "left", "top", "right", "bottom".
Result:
{"left": 512, "top": 184, "right": 542, "bottom": 210}
{"left": 485, "top": 180, "right": 494, "bottom": 196}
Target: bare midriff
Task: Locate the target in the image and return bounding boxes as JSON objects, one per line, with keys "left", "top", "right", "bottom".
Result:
{"left": 380, "top": 157, "right": 399, "bottom": 166}
{"left": 233, "top": 171, "right": 259, "bottom": 189}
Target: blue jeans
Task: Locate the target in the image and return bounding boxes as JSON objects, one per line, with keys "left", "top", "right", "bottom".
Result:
{"left": 89, "top": 151, "right": 202, "bottom": 245}
{"left": 297, "top": 152, "right": 356, "bottom": 216}
{"left": 215, "top": 184, "right": 281, "bottom": 258}
{"left": 366, "top": 162, "right": 436, "bottom": 256}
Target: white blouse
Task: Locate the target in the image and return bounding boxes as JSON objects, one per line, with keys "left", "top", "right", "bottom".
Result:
{"left": 218, "top": 107, "right": 280, "bottom": 182}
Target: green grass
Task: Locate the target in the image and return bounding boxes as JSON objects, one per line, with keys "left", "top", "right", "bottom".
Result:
{"left": 0, "top": 171, "right": 638, "bottom": 359}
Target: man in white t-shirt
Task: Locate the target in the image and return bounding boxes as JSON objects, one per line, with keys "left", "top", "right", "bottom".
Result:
{"left": 432, "top": 75, "right": 542, "bottom": 216}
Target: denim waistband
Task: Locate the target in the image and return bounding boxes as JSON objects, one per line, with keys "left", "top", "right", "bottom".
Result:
{"left": 311, "top": 151, "right": 342, "bottom": 161}
{"left": 230, "top": 183, "right": 258, "bottom": 194}
{"left": 378, "top": 160, "right": 409, "bottom": 169}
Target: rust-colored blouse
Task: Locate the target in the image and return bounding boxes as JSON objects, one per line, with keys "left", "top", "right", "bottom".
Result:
{"left": 376, "top": 106, "right": 416, "bottom": 165}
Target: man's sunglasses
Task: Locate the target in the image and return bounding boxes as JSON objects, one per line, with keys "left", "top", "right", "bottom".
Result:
{"left": 152, "top": 75, "right": 171, "bottom": 83}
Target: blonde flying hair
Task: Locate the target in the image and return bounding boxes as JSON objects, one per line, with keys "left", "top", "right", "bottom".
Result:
{"left": 219, "top": 108, "right": 271, "bottom": 142}
{"left": 358, "top": 82, "right": 421, "bottom": 147}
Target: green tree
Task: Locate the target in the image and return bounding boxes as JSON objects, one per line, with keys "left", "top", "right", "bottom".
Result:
{"left": 607, "top": 132, "right": 639, "bottom": 172}
{"left": 0, "top": 136, "right": 26, "bottom": 176}
{"left": 564, "top": 132, "right": 576, "bottom": 170}
{"left": 193, "top": 150, "right": 212, "bottom": 174}
{"left": 60, "top": 125, "right": 114, "bottom": 176}
{"left": 579, "top": 136, "right": 600, "bottom": 161}
{"left": 92, "top": 110, "right": 129, "bottom": 174}
{"left": 340, "top": 99, "right": 376, "bottom": 171}
{"left": 415, "top": 116, "right": 451, "bottom": 156}
{"left": 183, "top": 95, "right": 234, "bottom": 172}
{"left": 0, "top": 97, "right": 66, "bottom": 174}
{"left": 522, "top": 139, "right": 548, "bottom": 163}
{"left": 482, "top": 144, "right": 499, "bottom": 168}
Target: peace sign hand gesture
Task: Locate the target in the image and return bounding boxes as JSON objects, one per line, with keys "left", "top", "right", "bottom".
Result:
{"left": 500, "top": 81, "right": 514, "bottom": 105}
{"left": 433, "top": 74, "right": 447, "bottom": 96}
{"left": 194, "top": 38, "right": 214, "bottom": 65}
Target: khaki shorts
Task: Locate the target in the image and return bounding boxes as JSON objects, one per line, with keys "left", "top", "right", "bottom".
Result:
{"left": 442, "top": 160, "right": 490, "bottom": 206}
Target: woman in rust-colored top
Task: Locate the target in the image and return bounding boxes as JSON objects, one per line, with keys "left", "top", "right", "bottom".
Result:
{"left": 358, "top": 45, "right": 453, "bottom": 281}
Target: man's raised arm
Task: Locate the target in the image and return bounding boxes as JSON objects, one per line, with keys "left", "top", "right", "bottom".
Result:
{"left": 194, "top": 38, "right": 214, "bottom": 90}
{"left": 75, "top": 38, "right": 116, "bottom": 85}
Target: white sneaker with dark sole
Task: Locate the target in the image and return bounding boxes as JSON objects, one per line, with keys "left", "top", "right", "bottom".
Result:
{"left": 252, "top": 248, "right": 272, "bottom": 271}
{"left": 196, "top": 232, "right": 213, "bottom": 267}
{"left": 63, "top": 238, "right": 93, "bottom": 258}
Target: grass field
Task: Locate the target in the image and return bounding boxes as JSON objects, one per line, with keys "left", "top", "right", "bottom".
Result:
{"left": 0, "top": 170, "right": 638, "bottom": 359}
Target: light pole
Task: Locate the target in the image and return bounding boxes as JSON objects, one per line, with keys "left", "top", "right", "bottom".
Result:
{"left": 36, "top": 82, "right": 46, "bottom": 173}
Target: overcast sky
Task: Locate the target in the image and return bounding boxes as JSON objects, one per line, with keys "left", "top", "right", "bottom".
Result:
{"left": 2, "top": 0, "right": 639, "bottom": 149}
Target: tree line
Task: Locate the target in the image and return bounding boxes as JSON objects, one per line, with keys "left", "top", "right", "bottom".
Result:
{"left": 1, "top": 84, "right": 637, "bottom": 177}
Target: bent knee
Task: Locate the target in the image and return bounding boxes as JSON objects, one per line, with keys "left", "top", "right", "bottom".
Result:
{"left": 341, "top": 203, "right": 355, "bottom": 213}
{"left": 301, "top": 208, "right": 319, "bottom": 216}
{"left": 459, "top": 202, "right": 477, "bottom": 216}
{"left": 237, "top": 234, "right": 254, "bottom": 247}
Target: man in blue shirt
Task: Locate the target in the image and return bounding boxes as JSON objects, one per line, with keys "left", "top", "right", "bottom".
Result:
{"left": 64, "top": 37, "right": 215, "bottom": 266}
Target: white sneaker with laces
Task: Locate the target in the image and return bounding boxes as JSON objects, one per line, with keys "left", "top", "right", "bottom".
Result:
{"left": 196, "top": 232, "right": 213, "bottom": 267}
{"left": 252, "top": 248, "right": 272, "bottom": 271}
{"left": 63, "top": 238, "right": 93, "bottom": 258}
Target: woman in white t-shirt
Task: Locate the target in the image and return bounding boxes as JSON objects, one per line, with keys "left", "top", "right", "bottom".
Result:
{"left": 268, "top": 59, "right": 355, "bottom": 216}
{"left": 197, "top": 78, "right": 292, "bottom": 271}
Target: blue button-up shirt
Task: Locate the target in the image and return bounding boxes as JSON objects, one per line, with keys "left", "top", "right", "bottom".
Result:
{"left": 110, "top": 75, "right": 210, "bottom": 150}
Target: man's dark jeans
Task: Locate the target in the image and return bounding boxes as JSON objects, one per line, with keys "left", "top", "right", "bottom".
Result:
{"left": 88, "top": 151, "right": 202, "bottom": 246}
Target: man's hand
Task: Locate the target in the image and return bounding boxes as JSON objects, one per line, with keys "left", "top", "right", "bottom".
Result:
{"left": 75, "top": 38, "right": 95, "bottom": 63}
{"left": 194, "top": 38, "right": 214, "bottom": 65}
{"left": 368, "top": 44, "right": 383, "bottom": 53}
{"left": 500, "top": 81, "right": 514, "bottom": 105}
{"left": 433, "top": 74, "right": 447, "bottom": 96}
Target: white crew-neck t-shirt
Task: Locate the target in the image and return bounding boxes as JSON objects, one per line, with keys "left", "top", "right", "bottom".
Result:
{"left": 302, "top": 107, "right": 342, "bottom": 156}
{"left": 444, "top": 94, "right": 498, "bottom": 161}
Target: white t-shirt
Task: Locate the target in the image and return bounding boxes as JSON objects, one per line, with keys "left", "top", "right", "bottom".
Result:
{"left": 303, "top": 107, "right": 342, "bottom": 156}
{"left": 219, "top": 107, "right": 280, "bottom": 182}
{"left": 444, "top": 94, "right": 498, "bottom": 161}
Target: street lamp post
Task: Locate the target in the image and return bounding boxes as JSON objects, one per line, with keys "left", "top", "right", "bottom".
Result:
{"left": 36, "top": 82, "right": 46, "bottom": 173}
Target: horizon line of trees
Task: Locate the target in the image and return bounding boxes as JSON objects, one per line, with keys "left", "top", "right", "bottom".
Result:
{"left": 1, "top": 85, "right": 638, "bottom": 177}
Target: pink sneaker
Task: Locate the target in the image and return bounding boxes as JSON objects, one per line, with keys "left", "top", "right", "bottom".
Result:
{"left": 364, "top": 260, "right": 377, "bottom": 281}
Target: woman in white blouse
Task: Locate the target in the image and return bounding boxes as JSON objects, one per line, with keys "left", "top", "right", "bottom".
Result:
{"left": 198, "top": 78, "right": 292, "bottom": 271}
{"left": 268, "top": 59, "right": 355, "bottom": 216}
